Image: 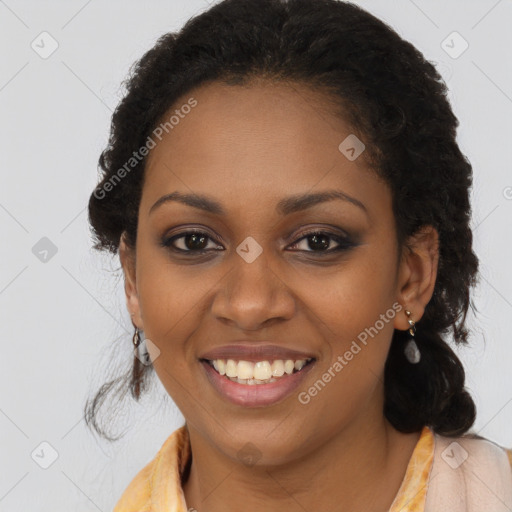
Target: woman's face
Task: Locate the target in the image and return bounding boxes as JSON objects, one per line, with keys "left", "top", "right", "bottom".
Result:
{"left": 122, "top": 80, "right": 428, "bottom": 464}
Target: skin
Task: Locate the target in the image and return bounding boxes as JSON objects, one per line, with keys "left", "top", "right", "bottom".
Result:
{"left": 120, "top": 80, "right": 439, "bottom": 512}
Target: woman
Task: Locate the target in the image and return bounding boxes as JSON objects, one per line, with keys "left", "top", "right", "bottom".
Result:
{"left": 86, "top": 0, "right": 512, "bottom": 510}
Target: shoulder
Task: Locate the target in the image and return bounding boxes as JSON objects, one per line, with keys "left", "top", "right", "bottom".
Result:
{"left": 433, "top": 430, "right": 512, "bottom": 475}
{"left": 113, "top": 425, "right": 188, "bottom": 512}
{"left": 445, "top": 431, "right": 511, "bottom": 464}
{"left": 425, "top": 430, "right": 512, "bottom": 511}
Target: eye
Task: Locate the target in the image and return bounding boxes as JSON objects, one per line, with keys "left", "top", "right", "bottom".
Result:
{"left": 161, "top": 228, "right": 356, "bottom": 256}
{"left": 288, "top": 230, "right": 354, "bottom": 253}
{"left": 161, "top": 230, "right": 223, "bottom": 253}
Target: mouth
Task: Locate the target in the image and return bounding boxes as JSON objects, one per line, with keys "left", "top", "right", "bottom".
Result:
{"left": 200, "top": 357, "right": 315, "bottom": 384}
{"left": 199, "top": 357, "right": 317, "bottom": 407}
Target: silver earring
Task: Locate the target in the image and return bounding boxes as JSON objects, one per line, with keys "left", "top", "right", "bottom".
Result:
{"left": 132, "top": 327, "right": 143, "bottom": 347}
{"left": 133, "top": 327, "right": 152, "bottom": 366}
{"left": 404, "top": 309, "right": 420, "bottom": 364}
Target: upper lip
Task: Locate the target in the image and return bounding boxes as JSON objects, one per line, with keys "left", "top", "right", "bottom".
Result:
{"left": 200, "top": 343, "right": 316, "bottom": 362}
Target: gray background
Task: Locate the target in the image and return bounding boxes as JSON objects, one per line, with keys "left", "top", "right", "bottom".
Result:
{"left": 1, "top": 0, "right": 511, "bottom": 510}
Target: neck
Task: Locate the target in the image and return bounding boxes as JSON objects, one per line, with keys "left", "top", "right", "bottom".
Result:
{"left": 182, "top": 408, "right": 421, "bottom": 512}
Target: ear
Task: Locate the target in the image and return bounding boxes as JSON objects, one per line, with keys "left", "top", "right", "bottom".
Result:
{"left": 119, "top": 233, "right": 143, "bottom": 329}
{"left": 393, "top": 225, "right": 439, "bottom": 330}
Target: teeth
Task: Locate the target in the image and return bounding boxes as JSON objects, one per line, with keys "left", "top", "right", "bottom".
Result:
{"left": 217, "top": 359, "right": 226, "bottom": 375}
{"left": 254, "top": 361, "right": 272, "bottom": 380}
{"left": 284, "top": 360, "right": 295, "bottom": 374}
{"left": 237, "top": 360, "right": 254, "bottom": 380}
{"left": 229, "top": 376, "right": 278, "bottom": 385}
{"left": 208, "top": 357, "right": 313, "bottom": 382}
{"left": 271, "top": 360, "right": 285, "bottom": 377}
{"left": 225, "top": 359, "right": 237, "bottom": 378}
{"left": 294, "top": 360, "right": 306, "bottom": 371}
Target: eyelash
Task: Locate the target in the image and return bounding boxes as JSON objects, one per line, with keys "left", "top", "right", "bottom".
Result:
{"left": 160, "top": 228, "right": 356, "bottom": 256}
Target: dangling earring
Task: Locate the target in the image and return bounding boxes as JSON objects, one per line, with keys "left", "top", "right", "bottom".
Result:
{"left": 133, "top": 327, "right": 152, "bottom": 365}
{"left": 132, "top": 327, "right": 142, "bottom": 348}
{"left": 404, "top": 309, "right": 420, "bottom": 364}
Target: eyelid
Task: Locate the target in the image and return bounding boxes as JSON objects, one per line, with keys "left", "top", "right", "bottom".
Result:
{"left": 162, "top": 225, "right": 224, "bottom": 243}
{"left": 290, "top": 225, "right": 350, "bottom": 241}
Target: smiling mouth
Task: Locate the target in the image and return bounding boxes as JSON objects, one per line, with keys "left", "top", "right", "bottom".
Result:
{"left": 200, "top": 357, "right": 315, "bottom": 385}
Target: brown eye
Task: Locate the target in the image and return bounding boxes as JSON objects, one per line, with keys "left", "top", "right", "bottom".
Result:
{"left": 180, "top": 233, "right": 208, "bottom": 251}
{"left": 305, "top": 233, "right": 331, "bottom": 251}
{"left": 288, "top": 231, "right": 356, "bottom": 253}
{"left": 162, "top": 231, "right": 224, "bottom": 253}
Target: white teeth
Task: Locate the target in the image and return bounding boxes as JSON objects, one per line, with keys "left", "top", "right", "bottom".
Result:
{"left": 208, "top": 357, "right": 313, "bottom": 383}
{"left": 237, "top": 360, "right": 254, "bottom": 380}
{"left": 294, "top": 360, "right": 306, "bottom": 371}
{"left": 271, "top": 360, "right": 285, "bottom": 377}
{"left": 284, "top": 360, "right": 295, "bottom": 374}
{"left": 225, "top": 359, "right": 238, "bottom": 378}
{"left": 217, "top": 359, "right": 226, "bottom": 375}
{"left": 227, "top": 376, "right": 278, "bottom": 385}
{"left": 254, "top": 361, "right": 272, "bottom": 380}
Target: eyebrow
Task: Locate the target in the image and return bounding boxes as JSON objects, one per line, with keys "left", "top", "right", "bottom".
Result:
{"left": 149, "top": 190, "right": 368, "bottom": 216}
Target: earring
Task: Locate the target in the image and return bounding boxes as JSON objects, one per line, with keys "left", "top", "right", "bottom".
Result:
{"left": 404, "top": 309, "right": 420, "bottom": 364}
{"left": 132, "top": 327, "right": 142, "bottom": 348}
{"left": 132, "top": 327, "right": 153, "bottom": 366}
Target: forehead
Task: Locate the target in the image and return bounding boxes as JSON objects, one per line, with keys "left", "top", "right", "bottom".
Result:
{"left": 142, "top": 80, "right": 385, "bottom": 216}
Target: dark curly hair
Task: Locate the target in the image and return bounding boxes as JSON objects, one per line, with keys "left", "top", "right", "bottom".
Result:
{"left": 85, "top": 0, "right": 479, "bottom": 441}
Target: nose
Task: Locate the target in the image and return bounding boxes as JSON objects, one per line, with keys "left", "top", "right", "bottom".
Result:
{"left": 211, "top": 250, "right": 296, "bottom": 331}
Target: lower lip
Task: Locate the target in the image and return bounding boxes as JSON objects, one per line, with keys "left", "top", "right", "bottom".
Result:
{"left": 200, "top": 360, "right": 315, "bottom": 407}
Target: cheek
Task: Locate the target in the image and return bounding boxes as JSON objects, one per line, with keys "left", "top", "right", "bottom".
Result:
{"left": 136, "top": 225, "right": 222, "bottom": 312}
{"left": 135, "top": 252, "right": 206, "bottom": 408}
{"left": 295, "top": 245, "right": 399, "bottom": 374}
{"left": 293, "top": 253, "right": 399, "bottom": 433}
{"left": 300, "top": 244, "right": 397, "bottom": 330}
{"left": 135, "top": 244, "right": 220, "bottom": 361}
